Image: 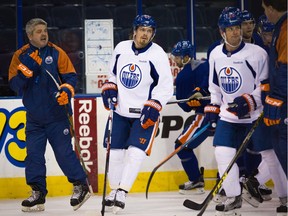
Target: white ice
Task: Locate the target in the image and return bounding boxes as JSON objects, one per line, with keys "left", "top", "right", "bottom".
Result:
{"left": 0, "top": 190, "right": 282, "bottom": 216}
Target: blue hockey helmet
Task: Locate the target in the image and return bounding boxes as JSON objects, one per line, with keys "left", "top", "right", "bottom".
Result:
{"left": 218, "top": 7, "right": 242, "bottom": 30}
{"left": 241, "top": 10, "right": 255, "bottom": 23}
{"left": 171, "top": 40, "right": 194, "bottom": 58}
{"left": 258, "top": 14, "right": 274, "bottom": 32}
{"left": 133, "top": 14, "right": 157, "bottom": 30}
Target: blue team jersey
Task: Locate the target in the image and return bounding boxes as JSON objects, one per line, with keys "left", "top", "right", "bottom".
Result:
{"left": 175, "top": 59, "right": 209, "bottom": 113}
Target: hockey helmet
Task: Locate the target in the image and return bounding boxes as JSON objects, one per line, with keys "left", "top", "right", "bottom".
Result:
{"left": 241, "top": 10, "right": 255, "bottom": 23}
{"left": 218, "top": 7, "right": 242, "bottom": 30}
{"left": 133, "top": 14, "right": 157, "bottom": 30}
{"left": 171, "top": 40, "right": 194, "bottom": 58}
{"left": 258, "top": 14, "right": 274, "bottom": 32}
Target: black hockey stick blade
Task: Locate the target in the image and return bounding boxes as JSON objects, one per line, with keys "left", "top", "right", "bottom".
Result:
{"left": 183, "top": 198, "right": 205, "bottom": 211}
{"left": 145, "top": 123, "right": 210, "bottom": 199}
{"left": 183, "top": 113, "right": 263, "bottom": 216}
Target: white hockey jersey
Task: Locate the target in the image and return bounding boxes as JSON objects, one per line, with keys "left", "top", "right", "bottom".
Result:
{"left": 209, "top": 42, "right": 269, "bottom": 123}
{"left": 109, "top": 40, "right": 174, "bottom": 118}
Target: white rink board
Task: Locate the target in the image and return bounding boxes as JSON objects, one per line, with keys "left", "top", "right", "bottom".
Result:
{"left": 0, "top": 96, "right": 216, "bottom": 178}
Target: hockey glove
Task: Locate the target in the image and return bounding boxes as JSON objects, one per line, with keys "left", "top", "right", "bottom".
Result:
{"left": 140, "top": 99, "right": 162, "bottom": 129}
{"left": 187, "top": 87, "right": 209, "bottom": 107}
{"left": 263, "top": 96, "right": 283, "bottom": 126}
{"left": 57, "top": 83, "right": 75, "bottom": 106}
{"left": 227, "top": 93, "right": 256, "bottom": 119}
{"left": 101, "top": 82, "right": 118, "bottom": 110}
{"left": 204, "top": 104, "right": 220, "bottom": 130}
{"left": 17, "top": 50, "right": 42, "bottom": 78}
{"left": 260, "top": 79, "right": 270, "bottom": 105}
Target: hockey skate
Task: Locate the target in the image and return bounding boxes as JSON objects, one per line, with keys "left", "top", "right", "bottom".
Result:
{"left": 259, "top": 184, "right": 272, "bottom": 201}
{"left": 276, "top": 197, "right": 287, "bottom": 216}
{"left": 179, "top": 167, "right": 205, "bottom": 195}
{"left": 70, "top": 182, "right": 91, "bottom": 211}
{"left": 241, "top": 176, "right": 263, "bottom": 208}
{"left": 213, "top": 188, "right": 227, "bottom": 203}
{"left": 215, "top": 195, "right": 242, "bottom": 216}
{"left": 112, "top": 189, "right": 127, "bottom": 214}
{"left": 104, "top": 189, "right": 117, "bottom": 207}
{"left": 21, "top": 186, "right": 45, "bottom": 212}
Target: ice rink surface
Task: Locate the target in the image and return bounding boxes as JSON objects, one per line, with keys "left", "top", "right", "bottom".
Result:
{"left": 0, "top": 190, "right": 284, "bottom": 216}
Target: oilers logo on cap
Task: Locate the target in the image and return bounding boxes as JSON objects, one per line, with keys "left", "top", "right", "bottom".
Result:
{"left": 120, "top": 63, "right": 142, "bottom": 89}
{"left": 219, "top": 67, "right": 241, "bottom": 94}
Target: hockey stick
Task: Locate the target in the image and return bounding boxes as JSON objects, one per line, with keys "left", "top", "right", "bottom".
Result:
{"left": 167, "top": 96, "right": 211, "bottom": 105}
{"left": 183, "top": 112, "right": 264, "bottom": 216}
{"left": 45, "top": 69, "right": 93, "bottom": 194}
{"left": 145, "top": 123, "right": 210, "bottom": 199}
{"left": 101, "top": 104, "right": 114, "bottom": 216}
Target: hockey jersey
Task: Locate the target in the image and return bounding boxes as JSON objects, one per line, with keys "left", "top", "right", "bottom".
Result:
{"left": 209, "top": 41, "right": 269, "bottom": 123}
{"left": 175, "top": 59, "right": 209, "bottom": 114}
{"left": 109, "top": 40, "right": 174, "bottom": 118}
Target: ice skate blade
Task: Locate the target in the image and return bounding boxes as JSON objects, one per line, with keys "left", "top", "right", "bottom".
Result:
{"left": 21, "top": 204, "right": 45, "bottom": 212}
{"left": 179, "top": 188, "right": 205, "bottom": 195}
{"left": 262, "top": 194, "right": 272, "bottom": 201}
{"left": 215, "top": 208, "right": 241, "bottom": 216}
{"left": 112, "top": 206, "right": 122, "bottom": 214}
{"left": 277, "top": 212, "right": 288, "bottom": 216}
{"left": 242, "top": 190, "right": 260, "bottom": 208}
{"left": 73, "top": 192, "right": 91, "bottom": 211}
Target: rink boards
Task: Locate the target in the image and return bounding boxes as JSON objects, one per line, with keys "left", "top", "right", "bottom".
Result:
{"left": 0, "top": 96, "right": 217, "bottom": 198}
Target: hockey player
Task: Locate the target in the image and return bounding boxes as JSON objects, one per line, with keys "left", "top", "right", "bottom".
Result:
{"left": 257, "top": 14, "right": 275, "bottom": 51}
{"left": 8, "top": 18, "right": 90, "bottom": 212}
{"left": 101, "top": 14, "right": 173, "bottom": 213}
{"left": 241, "top": 10, "right": 265, "bottom": 46}
{"left": 261, "top": 0, "right": 287, "bottom": 215}
{"left": 171, "top": 40, "right": 210, "bottom": 195}
{"left": 204, "top": 7, "right": 287, "bottom": 216}
{"left": 239, "top": 14, "right": 276, "bottom": 206}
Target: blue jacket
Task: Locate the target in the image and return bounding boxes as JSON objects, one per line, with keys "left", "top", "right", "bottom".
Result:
{"left": 175, "top": 59, "right": 209, "bottom": 114}
{"left": 9, "top": 42, "right": 77, "bottom": 124}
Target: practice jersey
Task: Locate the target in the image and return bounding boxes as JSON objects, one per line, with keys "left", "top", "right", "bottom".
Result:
{"left": 109, "top": 40, "right": 174, "bottom": 118}
{"left": 209, "top": 41, "right": 269, "bottom": 123}
{"left": 175, "top": 59, "right": 209, "bottom": 113}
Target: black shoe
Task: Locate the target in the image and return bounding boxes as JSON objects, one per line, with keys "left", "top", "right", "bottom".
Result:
{"left": 215, "top": 195, "right": 242, "bottom": 212}
{"left": 242, "top": 176, "right": 263, "bottom": 207}
{"left": 259, "top": 184, "right": 272, "bottom": 201}
{"left": 277, "top": 197, "right": 287, "bottom": 216}
{"left": 114, "top": 189, "right": 126, "bottom": 209}
{"left": 179, "top": 167, "right": 205, "bottom": 194}
{"left": 104, "top": 189, "right": 117, "bottom": 207}
{"left": 21, "top": 185, "right": 45, "bottom": 212}
{"left": 70, "top": 182, "right": 91, "bottom": 211}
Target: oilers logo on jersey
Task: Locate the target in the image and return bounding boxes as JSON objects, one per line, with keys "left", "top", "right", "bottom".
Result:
{"left": 120, "top": 63, "right": 142, "bottom": 89}
{"left": 45, "top": 56, "right": 53, "bottom": 64}
{"left": 219, "top": 67, "right": 241, "bottom": 94}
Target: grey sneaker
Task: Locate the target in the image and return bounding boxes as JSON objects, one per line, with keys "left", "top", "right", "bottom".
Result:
{"left": 277, "top": 197, "right": 287, "bottom": 216}
{"left": 241, "top": 176, "right": 263, "bottom": 207}
{"left": 104, "top": 189, "right": 117, "bottom": 207}
{"left": 21, "top": 185, "right": 45, "bottom": 212}
{"left": 259, "top": 184, "right": 272, "bottom": 201}
{"left": 114, "top": 189, "right": 126, "bottom": 209}
{"left": 215, "top": 195, "right": 242, "bottom": 214}
{"left": 179, "top": 167, "right": 205, "bottom": 194}
{"left": 112, "top": 189, "right": 127, "bottom": 214}
{"left": 70, "top": 182, "right": 91, "bottom": 211}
